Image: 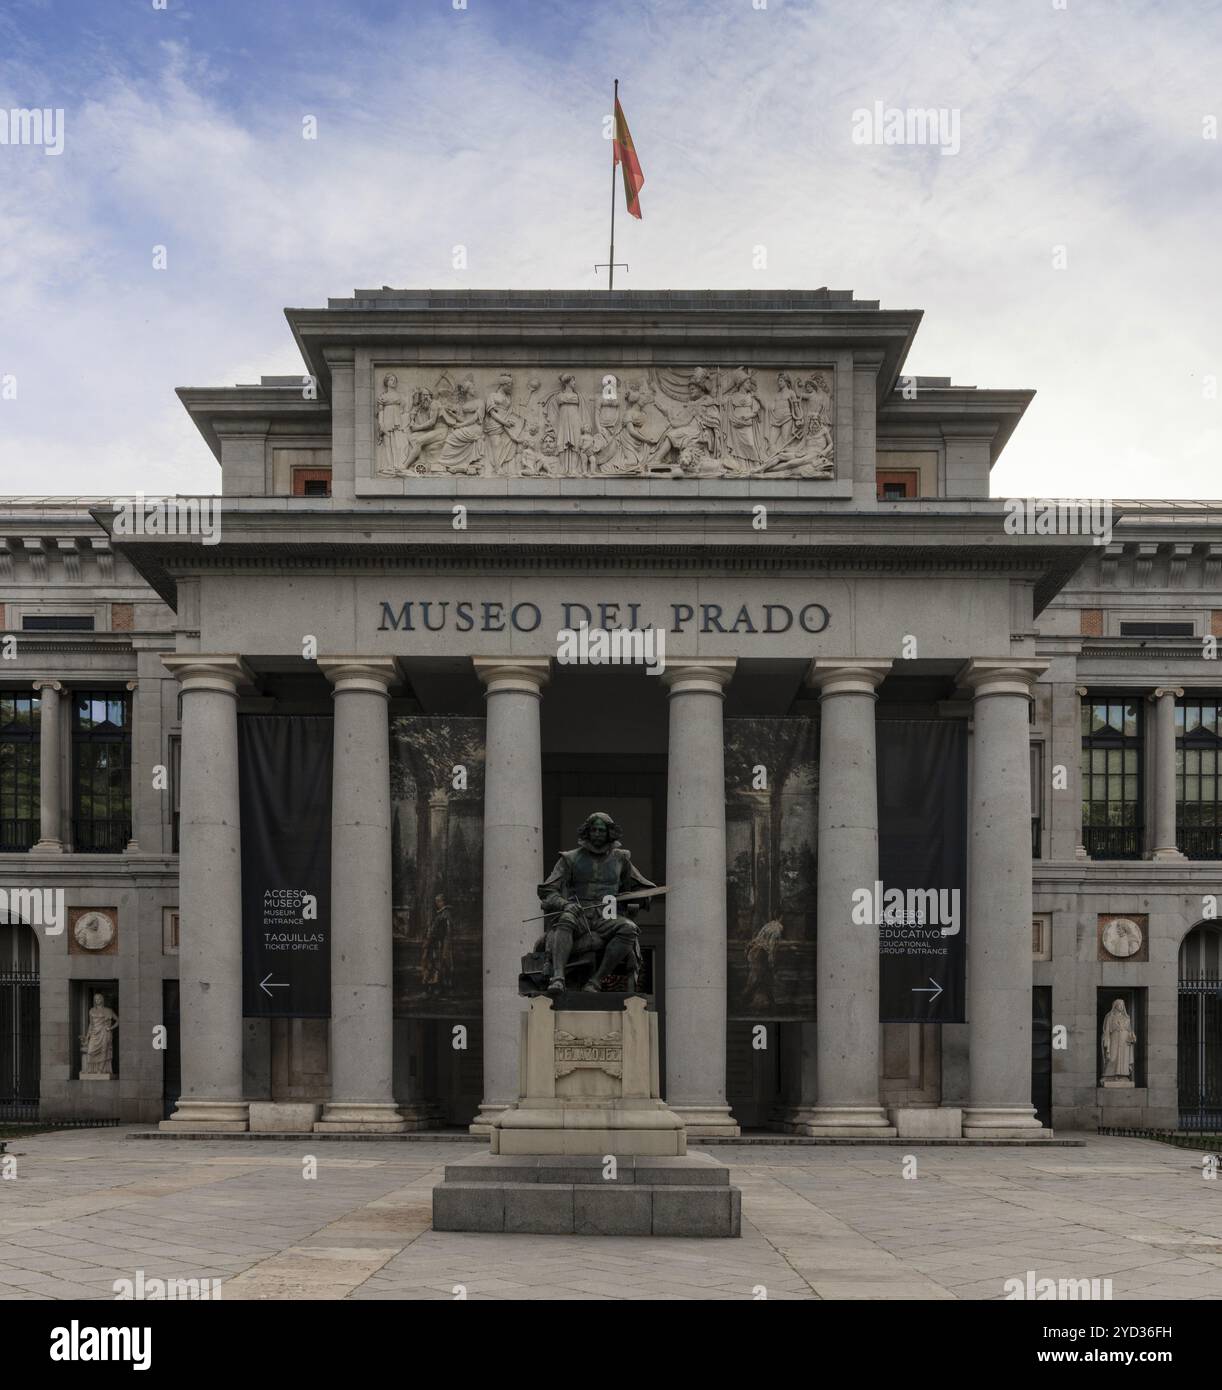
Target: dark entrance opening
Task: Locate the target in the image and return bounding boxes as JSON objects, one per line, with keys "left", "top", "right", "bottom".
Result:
{"left": 1178, "top": 924, "right": 1222, "bottom": 1131}
{"left": 1031, "top": 985, "right": 1052, "bottom": 1129}
{"left": 162, "top": 979, "right": 181, "bottom": 1121}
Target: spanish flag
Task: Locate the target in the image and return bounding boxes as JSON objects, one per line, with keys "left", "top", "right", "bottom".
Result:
{"left": 613, "top": 96, "right": 644, "bottom": 219}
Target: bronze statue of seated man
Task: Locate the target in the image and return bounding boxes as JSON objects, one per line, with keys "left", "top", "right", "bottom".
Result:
{"left": 533, "top": 811, "right": 655, "bottom": 994}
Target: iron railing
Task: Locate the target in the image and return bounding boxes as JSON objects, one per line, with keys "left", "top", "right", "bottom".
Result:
{"left": 0, "top": 818, "right": 37, "bottom": 853}
{"left": 1179, "top": 826, "right": 1222, "bottom": 861}
{"left": 1031, "top": 816, "right": 1041, "bottom": 858}
{"left": 1178, "top": 975, "right": 1222, "bottom": 1131}
{"left": 1083, "top": 825, "right": 1142, "bottom": 860}
{"left": 0, "top": 969, "right": 39, "bottom": 1121}
{"left": 71, "top": 818, "right": 131, "bottom": 854}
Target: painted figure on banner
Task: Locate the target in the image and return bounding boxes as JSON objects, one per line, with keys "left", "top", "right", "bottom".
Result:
{"left": 420, "top": 893, "right": 456, "bottom": 997}
{"left": 745, "top": 917, "right": 785, "bottom": 1010}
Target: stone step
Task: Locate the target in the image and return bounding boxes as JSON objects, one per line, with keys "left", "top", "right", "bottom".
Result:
{"left": 442, "top": 1152, "right": 729, "bottom": 1186}
{"left": 432, "top": 1179, "right": 741, "bottom": 1237}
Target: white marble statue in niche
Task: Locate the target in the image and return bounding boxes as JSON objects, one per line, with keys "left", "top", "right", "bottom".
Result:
{"left": 1100, "top": 997, "right": 1137, "bottom": 1087}
{"left": 373, "top": 365, "right": 836, "bottom": 481}
{"left": 80, "top": 992, "right": 119, "bottom": 1079}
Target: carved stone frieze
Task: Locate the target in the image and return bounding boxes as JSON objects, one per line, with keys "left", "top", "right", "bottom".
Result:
{"left": 373, "top": 365, "right": 835, "bottom": 481}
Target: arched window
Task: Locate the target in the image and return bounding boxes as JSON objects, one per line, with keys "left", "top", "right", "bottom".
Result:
{"left": 1179, "top": 920, "right": 1222, "bottom": 981}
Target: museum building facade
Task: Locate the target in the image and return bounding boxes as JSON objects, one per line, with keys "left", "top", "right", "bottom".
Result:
{"left": 1, "top": 289, "right": 1220, "bottom": 1137}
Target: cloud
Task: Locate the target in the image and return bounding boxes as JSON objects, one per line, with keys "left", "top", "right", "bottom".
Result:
{"left": 0, "top": 0, "right": 1219, "bottom": 497}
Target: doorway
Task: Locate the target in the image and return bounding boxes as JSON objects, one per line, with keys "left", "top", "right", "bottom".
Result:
{"left": 0, "top": 922, "right": 39, "bottom": 1121}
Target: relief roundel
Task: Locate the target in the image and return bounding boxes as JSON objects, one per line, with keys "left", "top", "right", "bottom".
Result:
{"left": 1101, "top": 917, "right": 1143, "bottom": 959}
{"left": 374, "top": 366, "right": 835, "bottom": 482}
{"left": 74, "top": 910, "right": 116, "bottom": 952}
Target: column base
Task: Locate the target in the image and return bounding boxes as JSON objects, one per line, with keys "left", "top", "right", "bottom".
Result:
{"left": 1151, "top": 846, "right": 1187, "bottom": 862}
{"left": 962, "top": 1105, "right": 1052, "bottom": 1139}
{"left": 313, "top": 1102, "right": 408, "bottom": 1133}
{"left": 29, "top": 838, "right": 64, "bottom": 856}
{"left": 469, "top": 1102, "right": 513, "bottom": 1136}
{"left": 159, "top": 1099, "right": 250, "bottom": 1133}
{"left": 785, "top": 1105, "right": 897, "bottom": 1138}
{"left": 669, "top": 1104, "right": 741, "bottom": 1138}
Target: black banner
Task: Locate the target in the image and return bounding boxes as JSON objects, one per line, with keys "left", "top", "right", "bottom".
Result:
{"left": 724, "top": 717, "right": 818, "bottom": 1021}
{"left": 876, "top": 718, "right": 967, "bottom": 1023}
{"left": 239, "top": 715, "right": 332, "bottom": 1018}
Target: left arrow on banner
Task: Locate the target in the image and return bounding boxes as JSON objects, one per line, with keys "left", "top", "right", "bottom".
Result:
{"left": 259, "top": 973, "right": 290, "bottom": 998}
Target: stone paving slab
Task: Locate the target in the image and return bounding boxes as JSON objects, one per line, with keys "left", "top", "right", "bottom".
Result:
{"left": 0, "top": 1128, "right": 1218, "bottom": 1300}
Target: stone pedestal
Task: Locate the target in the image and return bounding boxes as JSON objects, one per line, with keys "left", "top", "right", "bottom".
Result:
{"left": 491, "top": 995, "right": 685, "bottom": 1156}
{"left": 249, "top": 1102, "right": 322, "bottom": 1133}
{"left": 889, "top": 1105, "right": 964, "bottom": 1139}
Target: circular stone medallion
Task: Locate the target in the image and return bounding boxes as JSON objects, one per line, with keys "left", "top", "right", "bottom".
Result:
{"left": 1102, "top": 917, "right": 1143, "bottom": 959}
{"left": 74, "top": 910, "right": 115, "bottom": 952}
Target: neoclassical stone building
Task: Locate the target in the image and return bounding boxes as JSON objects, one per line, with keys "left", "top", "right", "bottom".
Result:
{"left": 1, "top": 289, "right": 1218, "bottom": 1136}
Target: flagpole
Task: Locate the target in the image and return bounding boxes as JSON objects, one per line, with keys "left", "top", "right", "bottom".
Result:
{"left": 608, "top": 78, "right": 618, "bottom": 291}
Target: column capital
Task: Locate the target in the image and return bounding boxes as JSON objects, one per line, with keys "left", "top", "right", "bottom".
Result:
{"left": 31, "top": 678, "right": 63, "bottom": 693}
{"left": 806, "top": 659, "right": 891, "bottom": 698}
{"left": 660, "top": 659, "right": 736, "bottom": 697}
{"left": 473, "top": 657, "right": 550, "bottom": 696}
{"left": 161, "top": 655, "right": 253, "bottom": 695}
{"left": 956, "top": 658, "right": 1048, "bottom": 699}
{"left": 318, "top": 657, "right": 400, "bottom": 696}
{"left": 1150, "top": 686, "right": 1184, "bottom": 701}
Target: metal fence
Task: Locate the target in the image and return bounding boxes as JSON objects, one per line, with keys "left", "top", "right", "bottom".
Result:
{"left": 0, "top": 969, "right": 39, "bottom": 1122}
{"left": 1178, "top": 974, "right": 1222, "bottom": 1131}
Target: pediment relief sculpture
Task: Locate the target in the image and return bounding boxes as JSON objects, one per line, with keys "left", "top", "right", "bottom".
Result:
{"left": 374, "top": 366, "right": 835, "bottom": 481}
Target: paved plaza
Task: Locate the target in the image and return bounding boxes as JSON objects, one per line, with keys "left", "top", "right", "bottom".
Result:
{"left": 0, "top": 1130, "right": 1219, "bottom": 1300}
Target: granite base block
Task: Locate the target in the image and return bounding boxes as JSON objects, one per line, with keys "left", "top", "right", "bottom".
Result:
{"left": 431, "top": 1152, "right": 741, "bottom": 1237}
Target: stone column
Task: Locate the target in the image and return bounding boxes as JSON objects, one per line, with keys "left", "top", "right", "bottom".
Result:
{"left": 803, "top": 660, "right": 896, "bottom": 1136}
{"left": 470, "top": 658, "right": 549, "bottom": 1134}
{"left": 30, "top": 679, "right": 63, "bottom": 854}
{"left": 661, "top": 659, "right": 739, "bottom": 1136}
{"left": 1073, "top": 685, "right": 1090, "bottom": 860}
{"left": 316, "top": 659, "right": 405, "bottom": 1132}
{"left": 958, "top": 659, "right": 1049, "bottom": 1138}
{"left": 1149, "top": 687, "right": 1185, "bottom": 862}
{"left": 160, "top": 656, "right": 252, "bottom": 1132}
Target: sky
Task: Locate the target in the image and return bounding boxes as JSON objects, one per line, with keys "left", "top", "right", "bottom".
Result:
{"left": 0, "top": 0, "right": 1219, "bottom": 499}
